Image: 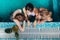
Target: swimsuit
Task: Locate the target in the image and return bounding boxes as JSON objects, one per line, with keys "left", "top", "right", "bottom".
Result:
{"left": 27, "top": 12, "right": 36, "bottom": 22}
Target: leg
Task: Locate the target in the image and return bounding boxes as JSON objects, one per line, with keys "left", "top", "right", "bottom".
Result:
{"left": 33, "top": 20, "right": 37, "bottom": 28}
{"left": 27, "top": 20, "right": 31, "bottom": 27}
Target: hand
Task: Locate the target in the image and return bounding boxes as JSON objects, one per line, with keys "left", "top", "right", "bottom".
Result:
{"left": 19, "top": 26, "right": 24, "bottom": 32}
{"left": 20, "top": 28, "right": 24, "bottom": 32}
{"left": 47, "top": 17, "right": 53, "bottom": 21}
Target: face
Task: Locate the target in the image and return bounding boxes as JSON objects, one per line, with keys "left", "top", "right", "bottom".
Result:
{"left": 26, "top": 10, "right": 33, "bottom": 14}
{"left": 26, "top": 10, "right": 31, "bottom": 13}
{"left": 16, "top": 15, "right": 24, "bottom": 21}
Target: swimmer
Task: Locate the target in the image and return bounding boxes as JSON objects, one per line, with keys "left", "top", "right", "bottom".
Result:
{"left": 23, "top": 3, "right": 38, "bottom": 27}
{"left": 39, "top": 8, "right": 53, "bottom": 22}
{"left": 12, "top": 9, "right": 26, "bottom": 32}
{"left": 35, "top": 8, "right": 53, "bottom": 24}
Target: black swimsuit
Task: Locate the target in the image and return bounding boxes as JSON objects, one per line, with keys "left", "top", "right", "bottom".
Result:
{"left": 28, "top": 15, "right": 36, "bottom": 22}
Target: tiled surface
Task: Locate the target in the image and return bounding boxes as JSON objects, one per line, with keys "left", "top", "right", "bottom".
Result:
{"left": 0, "top": 22, "right": 60, "bottom": 40}
{"left": 0, "top": 22, "right": 16, "bottom": 28}
{"left": 0, "top": 28, "right": 60, "bottom": 38}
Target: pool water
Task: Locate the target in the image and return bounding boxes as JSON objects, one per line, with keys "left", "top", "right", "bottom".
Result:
{"left": 0, "top": 22, "right": 60, "bottom": 28}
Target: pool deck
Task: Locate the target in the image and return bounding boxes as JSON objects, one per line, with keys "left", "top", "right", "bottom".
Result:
{"left": 0, "top": 22, "right": 60, "bottom": 39}
{"left": 0, "top": 28, "right": 60, "bottom": 39}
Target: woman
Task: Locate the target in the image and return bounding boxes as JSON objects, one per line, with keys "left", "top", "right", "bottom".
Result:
{"left": 23, "top": 3, "right": 38, "bottom": 27}
{"left": 39, "top": 8, "right": 53, "bottom": 22}
{"left": 5, "top": 9, "right": 25, "bottom": 39}
{"left": 12, "top": 9, "right": 25, "bottom": 32}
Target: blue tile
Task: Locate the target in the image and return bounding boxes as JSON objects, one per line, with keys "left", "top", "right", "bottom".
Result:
{"left": 0, "top": 22, "right": 60, "bottom": 28}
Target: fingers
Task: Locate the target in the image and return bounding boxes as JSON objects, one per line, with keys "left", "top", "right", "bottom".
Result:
{"left": 19, "top": 26, "right": 24, "bottom": 32}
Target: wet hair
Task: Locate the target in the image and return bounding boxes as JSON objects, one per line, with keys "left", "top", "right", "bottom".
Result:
{"left": 15, "top": 13, "right": 23, "bottom": 18}
{"left": 15, "top": 13, "right": 25, "bottom": 20}
{"left": 25, "top": 3, "right": 34, "bottom": 12}
{"left": 5, "top": 28, "right": 12, "bottom": 33}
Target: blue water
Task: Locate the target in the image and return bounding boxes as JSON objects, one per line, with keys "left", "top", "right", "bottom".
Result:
{"left": 0, "top": 22, "right": 60, "bottom": 28}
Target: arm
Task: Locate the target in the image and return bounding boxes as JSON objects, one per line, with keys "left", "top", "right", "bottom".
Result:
{"left": 13, "top": 19, "right": 24, "bottom": 32}
{"left": 33, "top": 20, "right": 37, "bottom": 28}
{"left": 23, "top": 21, "right": 25, "bottom": 29}
{"left": 12, "top": 9, "right": 22, "bottom": 18}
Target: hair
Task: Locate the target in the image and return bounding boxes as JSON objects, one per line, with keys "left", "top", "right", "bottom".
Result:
{"left": 25, "top": 3, "right": 34, "bottom": 12}
{"left": 15, "top": 13, "right": 25, "bottom": 20}
{"left": 5, "top": 28, "right": 12, "bottom": 33}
